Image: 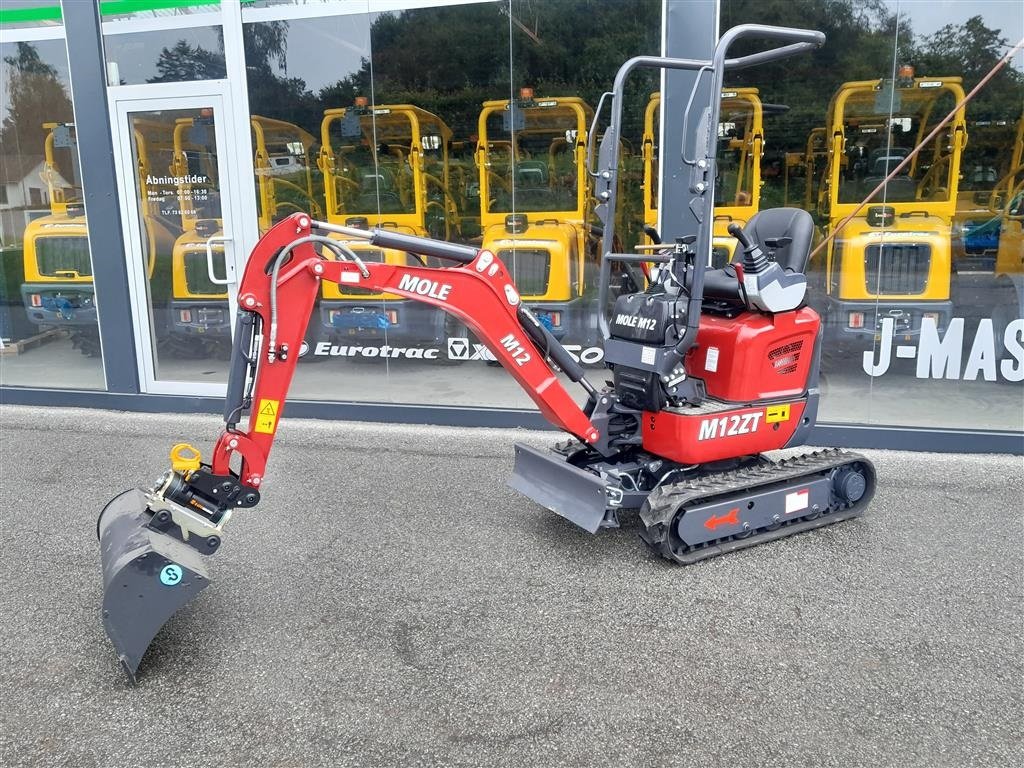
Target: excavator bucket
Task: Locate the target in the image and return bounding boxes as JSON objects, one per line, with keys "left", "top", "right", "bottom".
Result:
{"left": 97, "top": 489, "right": 209, "bottom": 681}
{"left": 509, "top": 443, "right": 609, "bottom": 533}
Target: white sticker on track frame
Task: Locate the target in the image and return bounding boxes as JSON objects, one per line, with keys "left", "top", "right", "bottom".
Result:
{"left": 641, "top": 346, "right": 656, "bottom": 365}
{"left": 705, "top": 346, "right": 720, "bottom": 372}
{"left": 785, "top": 489, "right": 810, "bottom": 515}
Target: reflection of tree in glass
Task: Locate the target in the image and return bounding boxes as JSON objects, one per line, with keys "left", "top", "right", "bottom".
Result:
{"left": 148, "top": 40, "right": 227, "bottom": 83}
{"left": 720, "top": 1, "right": 1022, "bottom": 209}
{"left": 146, "top": 23, "right": 322, "bottom": 139}
{"left": 243, "top": 22, "right": 322, "bottom": 135}
{"left": 914, "top": 17, "right": 1023, "bottom": 122}
{"left": 318, "top": 1, "right": 660, "bottom": 143}
{"left": 0, "top": 43, "right": 73, "bottom": 160}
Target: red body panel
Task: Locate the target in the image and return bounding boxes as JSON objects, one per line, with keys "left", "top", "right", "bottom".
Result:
{"left": 686, "top": 307, "right": 820, "bottom": 402}
{"left": 642, "top": 400, "right": 807, "bottom": 464}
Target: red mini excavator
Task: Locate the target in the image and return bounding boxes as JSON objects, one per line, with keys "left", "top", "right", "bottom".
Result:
{"left": 98, "top": 25, "right": 876, "bottom": 680}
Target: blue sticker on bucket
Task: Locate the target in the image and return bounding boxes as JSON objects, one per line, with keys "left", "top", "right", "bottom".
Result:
{"left": 159, "top": 564, "right": 183, "bottom": 586}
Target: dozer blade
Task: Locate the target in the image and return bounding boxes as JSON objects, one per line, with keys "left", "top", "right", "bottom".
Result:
{"left": 508, "top": 443, "right": 609, "bottom": 533}
{"left": 97, "top": 489, "right": 209, "bottom": 682}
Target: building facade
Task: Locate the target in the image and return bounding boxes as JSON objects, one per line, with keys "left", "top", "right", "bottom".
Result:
{"left": 0, "top": 0, "right": 1022, "bottom": 451}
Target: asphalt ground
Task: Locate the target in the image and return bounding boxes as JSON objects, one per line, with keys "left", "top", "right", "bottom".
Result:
{"left": 0, "top": 405, "right": 1021, "bottom": 767}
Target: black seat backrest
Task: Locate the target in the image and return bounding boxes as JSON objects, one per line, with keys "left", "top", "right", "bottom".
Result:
{"left": 743, "top": 207, "right": 815, "bottom": 274}
{"left": 516, "top": 161, "right": 547, "bottom": 188}
{"left": 870, "top": 156, "right": 903, "bottom": 177}
{"left": 862, "top": 175, "right": 916, "bottom": 203}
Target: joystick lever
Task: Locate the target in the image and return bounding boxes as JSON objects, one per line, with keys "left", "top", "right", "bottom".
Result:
{"left": 728, "top": 223, "right": 806, "bottom": 313}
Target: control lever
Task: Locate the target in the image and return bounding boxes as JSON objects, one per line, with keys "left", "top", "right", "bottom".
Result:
{"left": 727, "top": 222, "right": 752, "bottom": 250}
{"left": 764, "top": 237, "right": 793, "bottom": 250}
{"left": 727, "top": 223, "right": 806, "bottom": 313}
{"left": 727, "top": 223, "right": 768, "bottom": 274}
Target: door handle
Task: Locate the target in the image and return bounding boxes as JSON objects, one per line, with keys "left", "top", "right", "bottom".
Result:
{"left": 204, "top": 235, "right": 234, "bottom": 285}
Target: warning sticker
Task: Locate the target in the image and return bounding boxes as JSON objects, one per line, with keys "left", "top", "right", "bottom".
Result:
{"left": 765, "top": 404, "right": 791, "bottom": 423}
{"left": 785, "top": 488, "right": 809, "bottom": 515}
{"left": 254, "top": 398, "right": 279, "bottom": 434}
{"left": 705, "top": 346, "right": 719, "bottom": 373}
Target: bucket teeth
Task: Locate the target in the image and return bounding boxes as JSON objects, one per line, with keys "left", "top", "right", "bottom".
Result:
{"left": 98, "top": 489, "right": 210, "bottom": 681}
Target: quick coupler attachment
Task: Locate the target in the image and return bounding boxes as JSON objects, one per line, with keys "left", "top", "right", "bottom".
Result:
{"left": 97, "top": 489, "right": 213, "bottom": 682}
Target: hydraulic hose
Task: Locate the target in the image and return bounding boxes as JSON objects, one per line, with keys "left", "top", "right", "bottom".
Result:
{"left": 266, "top": 235, "right": 369, "bottom": 363}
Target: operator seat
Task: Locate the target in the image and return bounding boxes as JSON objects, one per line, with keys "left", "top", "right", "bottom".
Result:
{"left": 515, "top": 161, "right": 554, "bottom": 208}
{"left": 701, "top": 207, "right": 815, "bottom": 304}
{"left": 862, "top": 157, "right": 916, "bottom": 202}
{"left": 744, "top": 207, "right": 815, "bottom": 273}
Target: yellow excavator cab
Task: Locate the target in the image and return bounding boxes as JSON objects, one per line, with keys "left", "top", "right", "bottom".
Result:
{"left": 21, "top": 121, "right": 178, "bottom": 356}
{"left": 317, "top": 103, "right": 457, "bottom": 305}
{"left": 641, "top": 90, "right": 766, "bottom": 267}
{"left": 475, "top": 93, "right": 598, "bottom": 342}
{"left": 314, "top": 103, "right": 466, "bottom": 354}
{"left": 22, "top": 123, "right": 90, "bottom": 289}
{"left": 167, "top": 115, "right": 320, "bottom": 346}
{"left": 817, "top": 74, "right": 968, "bottom": 347}
{"left": 953, "top": 115, "right": 1024, "bottom": 269}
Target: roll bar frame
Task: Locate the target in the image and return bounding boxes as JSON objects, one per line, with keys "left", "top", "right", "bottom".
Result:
{"left": 587, "top": 24, "right": 824, "bottom": 375}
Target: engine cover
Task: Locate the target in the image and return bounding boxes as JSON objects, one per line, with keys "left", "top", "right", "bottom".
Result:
{"left": 686, "top": 306, "right": 820, "bottom": 402}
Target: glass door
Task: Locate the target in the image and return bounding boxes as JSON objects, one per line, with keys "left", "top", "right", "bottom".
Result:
{"left": 110, "top": 83, "right": 257, "bottom": 395}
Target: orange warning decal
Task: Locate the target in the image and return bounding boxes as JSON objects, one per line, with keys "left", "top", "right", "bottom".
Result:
{"left": 704, "top": 508, "right": 739, "bottom": 531}
{"left": 254, "top": 399, "right": 279, "bottom": 434}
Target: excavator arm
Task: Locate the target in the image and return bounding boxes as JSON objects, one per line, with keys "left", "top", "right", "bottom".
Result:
{"left": 97, "top": 212, "right": 606, "bottom": 680}
{"left": 206, "top": 213, "right": 601, "bottom": 498}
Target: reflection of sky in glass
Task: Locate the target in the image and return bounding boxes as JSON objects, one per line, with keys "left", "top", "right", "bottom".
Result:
{"left": 889, "top": 0, "right": 1023, "bottom": 70}
{"left": 103, "top": 26, "right": 224, "bottom": 85}
{"left": 102, "top": 14, "right": 380, "bottom": 93}
{"left": 256, "top": 14, "right": 378, "bottom": 94}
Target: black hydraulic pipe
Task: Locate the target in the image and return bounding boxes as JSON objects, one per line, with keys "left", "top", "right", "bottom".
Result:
{"left": 224, "top": 310, "right": 256, "bottom": 428}
{"left": 313, "top": 220, "right": 478, "bottom": 264}
{"left": 368, "top": 228, "right": 478, "bottom": 264}
{"left": 608, "top": 253, "right": 674, "bottom": 264}
{"left": 517, "top": 307, "right": 592, "bottom": 390}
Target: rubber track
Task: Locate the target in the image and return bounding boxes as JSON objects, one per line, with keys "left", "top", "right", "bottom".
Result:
{"left": 637, "top": 448, "right": 876, "bottom": 564}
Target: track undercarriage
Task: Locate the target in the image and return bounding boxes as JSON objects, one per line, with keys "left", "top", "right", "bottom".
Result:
{"left": 637, "top": 448, "right": 874, "bottom": 564}
{"left": 513, "top": 442, "right": 875, "bottom": 564}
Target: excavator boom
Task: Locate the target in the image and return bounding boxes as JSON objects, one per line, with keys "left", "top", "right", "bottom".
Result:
{"left": 212, "top": 214, "right": 601, "bottom": 488}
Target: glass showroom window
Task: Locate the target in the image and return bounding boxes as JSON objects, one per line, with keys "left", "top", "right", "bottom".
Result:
{"left": 104, "top": 25, "right": 225, "bottom": 86}
{"left": 719, "top": 0, "right": 1024, "bottom": 431}
{"left": 238, "top": 0, "right": 664, "bottom": 407}
{"left": 239, "top": 4, "right": 383, "bottom": 401}
{"left": 0, "top": 31, "right": 105, "bottom": 388}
